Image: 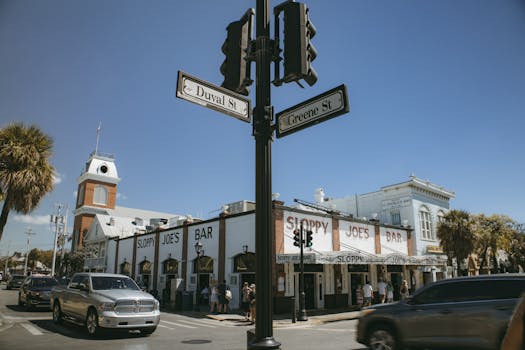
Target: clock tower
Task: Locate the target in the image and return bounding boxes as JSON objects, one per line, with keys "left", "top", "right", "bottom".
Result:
{"left": 72, "top": 151, "right": 120, "bottom": 251}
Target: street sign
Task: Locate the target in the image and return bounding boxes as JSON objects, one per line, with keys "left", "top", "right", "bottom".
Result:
{"left": 176, "top": 71, "right": 251, "bottom": 123}
{"left": 276, "top": 84, "right": 349, "bottom": 138}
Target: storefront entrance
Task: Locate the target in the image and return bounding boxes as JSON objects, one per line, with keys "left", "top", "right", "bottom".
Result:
{"left": 304, "top": 273, "right": 315, "bottom": 309}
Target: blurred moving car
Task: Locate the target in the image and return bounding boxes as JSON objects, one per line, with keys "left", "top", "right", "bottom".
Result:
{"left": 18, "top": 275, "right": 58, "bottom": 310}
{"left": 6, "top": 274, "right": 26, "bottom": 290}
{"left": 356, "top": 274, "right": 525, "bottom": 350}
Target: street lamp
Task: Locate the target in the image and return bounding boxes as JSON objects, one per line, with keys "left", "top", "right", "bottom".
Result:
{"left": 194, "top": 240, "right": 203, "bottom": 312}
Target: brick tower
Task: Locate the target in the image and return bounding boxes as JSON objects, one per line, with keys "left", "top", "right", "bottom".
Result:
{"left": 71, "top": 151, "right": 120, "bottom": 251}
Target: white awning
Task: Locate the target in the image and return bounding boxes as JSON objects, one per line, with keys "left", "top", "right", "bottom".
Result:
{"left": 276, "top": 252, "right": 447, "bottom": 266}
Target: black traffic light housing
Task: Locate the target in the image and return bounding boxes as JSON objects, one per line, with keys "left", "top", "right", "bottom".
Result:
{"left": 281, "top": 2, "right": 317, "bottom": 87}
{"left": 305, "top": 230, "right": 313, "bottom": 247}
{"left": 220, "top": 9, "right": 254, "bottom": 96}
{"left": 293, "top": 229, "right": 301, "bottom": 247}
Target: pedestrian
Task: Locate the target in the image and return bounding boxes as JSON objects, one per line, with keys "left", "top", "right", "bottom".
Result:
{"left": 241, "top": 282, "right": 252, "bottom": 320}
{"left": 209, "top": 281, "right": 219, "bottom": 313}
{"left": 400, "top": 279, "right": 410, "bottom": 300}
{"left": 218, "top": 279, "right": 230, "bottom": 313}
{"left": 200, "top": 285, "right": 209, "bottom": 305}
{"left": 249, "top": 284, "right": 256, "bottom": 324}
{"left": 355, "top": 284, "right": 364, "bottom": 308}
{"left": 363, "top": 280, "right": 373, "bottom": 306}
{"left": 386, "top": 281, "right": 394, "bottom": 303}
{"left": 377, "top": 278, "right": 387, "bottom": 303}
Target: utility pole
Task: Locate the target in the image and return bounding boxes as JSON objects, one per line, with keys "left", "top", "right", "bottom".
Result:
{"left": 51, "top": 204, "right": 66, "bottom": 277}
{"left": 23, "top": 228, "right": 36, "bottom": 276}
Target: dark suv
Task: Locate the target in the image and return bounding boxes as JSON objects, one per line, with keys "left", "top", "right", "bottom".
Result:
{"left": 6, "top": 274, "right": 25, "bottom": 290}
{"left": 18, "top": 275, "right": 58, "bottom": 310}
{"left": 356, "top": 274, "right": 525, "bottom": 350}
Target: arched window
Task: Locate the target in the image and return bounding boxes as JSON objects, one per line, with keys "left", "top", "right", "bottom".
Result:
{"left": 139, "top": 260, "right": 152, "bottom": 274}
{"left": 93, "top": 185, "right": 107, "bottom": 205}
{"left": 418, "top": 205, "right": 434, "bottom": 240}
{"left": 163, "top": 258, "right": 179, "bottom": 275}
{"left": 120, "top": 261, "right": 130, "bottom": 275}
{"left": 193, "top": 256, "right": 213, "bottom": 274}
{"left": 233, "top": 252, "right": 256, "bottom": 272}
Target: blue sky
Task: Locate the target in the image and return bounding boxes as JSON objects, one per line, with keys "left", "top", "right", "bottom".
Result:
{"left": 1, "top": 0, "right": 524, "bottom": 256}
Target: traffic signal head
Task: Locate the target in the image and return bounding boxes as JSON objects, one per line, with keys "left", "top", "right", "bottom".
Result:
{"left": 282, "top": 2, "right": 317, "bottom": 87}
{"left": 220, "top": 9, "right": 254, "bottom": 96}
{"left": 293, "top": 229, "right": 301, "bottom": 247}
{"left": 306, "top": 230, "right": 313, "bottom": 247}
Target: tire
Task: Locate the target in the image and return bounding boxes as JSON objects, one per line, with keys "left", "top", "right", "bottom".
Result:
{"left": 86, "top": 308, "right": 100, "bottom": 337}
{"left": 140, "top": 326, "right": 157, "bottom": 336}
{"left": 368, "top": 325, "right": 398, "bottom": 350}
{"left": 52, "top": 301, "right": 63, "bottom": 324}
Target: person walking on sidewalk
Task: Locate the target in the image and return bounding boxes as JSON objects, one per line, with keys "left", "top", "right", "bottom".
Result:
{"left": 249, "top": 284, "right": 256, "bottom": 324}
{"left": 218, "top": 279, "right": 230, "bottom": 313}
{"left": 363, "top": 280, "right": 373, "bottom": 306}
{"left": 241, "top": 282, "right": 252, "bottom": 320}
{"left": 209, "top": 281, "right": 219, "bottom": 313}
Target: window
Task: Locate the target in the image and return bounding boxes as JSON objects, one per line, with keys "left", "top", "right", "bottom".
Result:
{"left": 77, "top": 184, "right": 85, "bottom": 206}
{"left": 437, "top": 210, "right": 445, "bottom": 223}
{"left": 93, "top": 185, "right": 107, "bottom": 205}
{"left": 391, "top": 211, "right": 401, "bottom": 226}
{"left": 418, "top": 206, "right": 434, "bottom": 240}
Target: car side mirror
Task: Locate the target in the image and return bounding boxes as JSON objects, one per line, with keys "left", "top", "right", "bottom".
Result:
{"left": 79, "top": 284, "right": 90, "bottom": 292}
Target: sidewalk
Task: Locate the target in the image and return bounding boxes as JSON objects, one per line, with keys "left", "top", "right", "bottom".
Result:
{"left": 163, "top": 306, "right": 361, "bottom": 328}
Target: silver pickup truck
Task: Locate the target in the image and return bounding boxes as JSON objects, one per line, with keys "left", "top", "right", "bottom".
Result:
{"left": 50, "top": 272, "right": 160, "bottom": 336}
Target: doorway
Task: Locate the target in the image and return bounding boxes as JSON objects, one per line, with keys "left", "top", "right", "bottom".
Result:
{"left": 304, "top": 274, "right": 315, "bottom": 309}
{"left": 350, "top": 273, "right": 366, "bottom": 305}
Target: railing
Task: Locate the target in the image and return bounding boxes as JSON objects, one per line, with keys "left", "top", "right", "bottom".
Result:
{"left": 84, "top": 257, "right": 106, "bottom": 269}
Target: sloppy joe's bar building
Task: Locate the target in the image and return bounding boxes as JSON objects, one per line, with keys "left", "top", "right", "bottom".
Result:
{"left": 104, "top": 200, "right": 446, "bottom": 312}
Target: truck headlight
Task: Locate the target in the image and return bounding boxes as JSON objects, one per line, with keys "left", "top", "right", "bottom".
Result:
{"left": 154, "top": 300, "right": 159, "bottom": 310}
{"left": 98, "top": 302, "right": 116, "bottom": 312}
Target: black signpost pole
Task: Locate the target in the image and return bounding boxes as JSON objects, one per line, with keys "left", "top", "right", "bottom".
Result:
{"left": 298, "top": 224, "right": 308, "bottom": 321}
{"left": 248, "top": 0, "right": 280, "bottom": 349}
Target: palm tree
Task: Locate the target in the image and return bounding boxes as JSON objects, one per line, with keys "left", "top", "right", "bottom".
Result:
{"left": 0, "top": 123, "right": 55, "bottom": 242}
{"left": 437, "top": 209, "right": 475, "bottom": 276}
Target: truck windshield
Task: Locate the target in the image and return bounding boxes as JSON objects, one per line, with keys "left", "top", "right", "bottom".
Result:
{"left": 91, "top": 276, "right": 140, "bottom": 291}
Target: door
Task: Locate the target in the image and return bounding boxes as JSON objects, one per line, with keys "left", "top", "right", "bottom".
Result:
{"left": 350, "top": 273, "right": 365, "bottom": 305}
{"left": 304, "top": 274, "right": 315, "bottom": 309}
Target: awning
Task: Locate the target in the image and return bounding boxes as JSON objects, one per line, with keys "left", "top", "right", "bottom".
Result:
{"left": 276, "top": 251, "right": 447, "bottom": 266}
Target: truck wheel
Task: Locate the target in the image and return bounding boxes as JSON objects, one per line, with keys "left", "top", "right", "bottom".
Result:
{"left": 368, "top": 325, "right": 398, "bottom": 350}
{"left": 52, "top": 302, "right": 63, "bottom": 324}
{"left": 86, "top": 308, "right": 100, "bottom": 337}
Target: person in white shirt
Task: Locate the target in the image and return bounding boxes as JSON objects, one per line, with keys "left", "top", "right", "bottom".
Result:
{"left": 377, "top": 278, "right": 387, "bottom": 303}
{"left": 363, "top": 281, "right": 373, "bottom": 306}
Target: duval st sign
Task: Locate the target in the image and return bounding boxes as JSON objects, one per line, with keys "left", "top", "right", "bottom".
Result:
{"left": 276, "top": 84, "right": 349, "bottom": 138}
{"left": 176, "top": 71, "right": 251, "bottom": 122}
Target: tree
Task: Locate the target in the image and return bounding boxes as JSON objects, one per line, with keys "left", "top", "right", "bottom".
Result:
{"left": 506, "top": 223, "right": 525, "bottom": 272}
{"left": 0, "top": 123, "right": 55, "bottom": 242}
{"left": 472, "top": 214, "right": 515, "bottom": 274}
{"left": 437, "top": 209, "right": 476, "bottom": 276}
{"left": 60, "top": 251, "right": 85, "bottom": 277}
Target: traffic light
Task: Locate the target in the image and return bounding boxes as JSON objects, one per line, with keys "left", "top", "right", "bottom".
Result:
{"left": 293, "top": 229, "right": 301, "bottom": 247}
{"left": 282, "top": 2, "right": 317, "bottom": 87}
{"left": 306, "top": 230, "right": 313, "bottom": 247}
{"left": 220, "top": 9, "right": 254, "bottom": 96}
